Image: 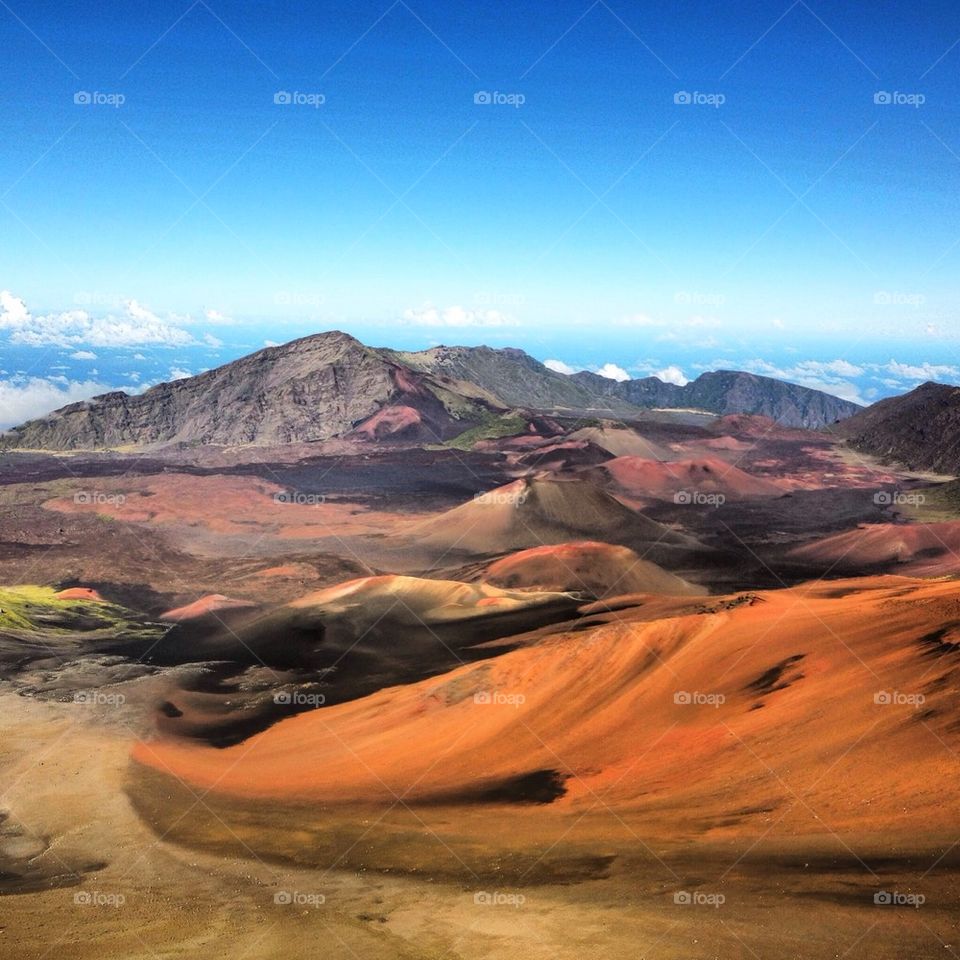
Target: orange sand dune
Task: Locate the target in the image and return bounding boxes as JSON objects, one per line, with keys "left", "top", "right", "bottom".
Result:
{"left": 54, "top": 587, "right": 105, "bottom": 601}
{"left": 160, "top": 594, "right": 259, "bottom": 621}
{"left": 405, "top": 476, "right": 696, "bottom": 555}
{"left": 289, "top": 573, "right": 575, "bottom": 621}
{"left": 134, "top": 575, "right": 960, "bottom": 842}
{"left": 483, "top": 541, "right": 705, "bottom": 598}
{"left": 600, "top": 456, "right": 784, "bottom": 500}
{"left": 788, "top": 521, "right": 960, "bottom": 575}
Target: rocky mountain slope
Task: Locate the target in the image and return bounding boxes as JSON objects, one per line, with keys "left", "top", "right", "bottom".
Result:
{"left": 392, "top": 346, "right": 859, "bottom": 426}
{"left": 840, "top": 380, "right": 960, "bottom": 474}
{"left": 3, "top": 332, "right": 861, "bottom": 450}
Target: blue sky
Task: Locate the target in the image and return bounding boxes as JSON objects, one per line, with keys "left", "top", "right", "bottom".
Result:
{"left": 2, "top": 0, "right": 960, "bottom": 425}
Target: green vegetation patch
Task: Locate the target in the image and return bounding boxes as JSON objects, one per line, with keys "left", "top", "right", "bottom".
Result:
{"left": 446, "top": 414, "right": 527, "bottom": 451}
{"left": 0, "top": 585, "right": 162, "bottom": 642}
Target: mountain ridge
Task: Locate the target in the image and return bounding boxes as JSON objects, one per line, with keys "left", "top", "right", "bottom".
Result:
{"left": 2, "top": 330, "right": 861, "bottom": 450}
{"left": 840, "top": 380, "right": 960, "bottom": 474}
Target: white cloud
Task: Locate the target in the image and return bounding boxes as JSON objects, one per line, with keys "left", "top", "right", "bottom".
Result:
{"left": 742, "top": 358, "right": 866, "bottom": 404}
{"left": 0, "top": 377, "right": 111, "bottom": 429}
{"left": 882, "top": 360, "right": 958, "bottom": 381}
{"left": 545, "top": 359, "right": 577, "bottom": 375}
{"left": 168, "top": 368, "right": 192, "bottom": 381}
{"left": 596, "top": 363, "right": 630, "bottom": 382}
{"left": 653, "top": 365, "right": 689, "bottom": 386}
{"left": 70, "top": 350, "right": 97, "bottom": 360}
{"left": 264, "top": 340, "right": 280, "bottom": 347}
{"left": 203, "top": 333, "right": 224, "bottom": 348}
{"left": 0, "top": 291, "right": 197, "bottom": 348}
{"left": 402, "top": 304, "right": 518, "bottom": 327}
{"left": 204, "top": 309, "right": 232, "bottom": 325}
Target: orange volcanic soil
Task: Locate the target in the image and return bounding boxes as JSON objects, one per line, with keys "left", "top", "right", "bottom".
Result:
{"left": 287, "top": 573, "right": 575, "bottom": 620}
{"left": 789, "top": 521, "right": 960, "bottom": 575}
{"left": 134, "top": 575, "right": 960, "bottom": 842}
{"left": 483, "top": 541, "right": 705, "bottom": 598}
{"left": 406, "top": 476, "right": 696, "bottom": 554}
{"left": 54, "top": 587, "right": 105, "bottom": 601}
{"left": 160, "top": 594, "right": 258, "bottom": 621}
{"left": 43, "top": 473, "right": 406, "bottom": 540}
{"left": 600, "top": 456, "right": 784, "bottom": 500}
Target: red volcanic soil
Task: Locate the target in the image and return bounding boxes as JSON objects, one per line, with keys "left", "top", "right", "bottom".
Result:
{"left": 160, "top": 594, "right": 258, "bottom": 621}
{"left": 788, "top": 521, "right": 960, "bottom": 575}
{"left": 43, "top": 473, "right": 408, "bottom": 541}
{"left": 349, "top": 404, "right": 423, "bottom": 440}
{"left": 54, "top": 587, "right": 105, "bottom": 601}
{"left": 134, "top": 575, "right": 960, "bottom": 846}
{"left": 709, "top": 414, "right": 813, "bottom": 440}
{"left": 483, "top": 541, "right": 705, "bottom": 598}
{"left": 600, "top": 456, "right": 785, "bottom": 501}
{"left": 406, "top": 476, "right": 696, "bottom": 555}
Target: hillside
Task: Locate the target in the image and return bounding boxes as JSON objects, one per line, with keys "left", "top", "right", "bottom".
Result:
{"left": 841, "top": 380, "right": 960, "bottom": 474}
{"left": 2, "top": 332, "right": 861, "bottom": 450}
